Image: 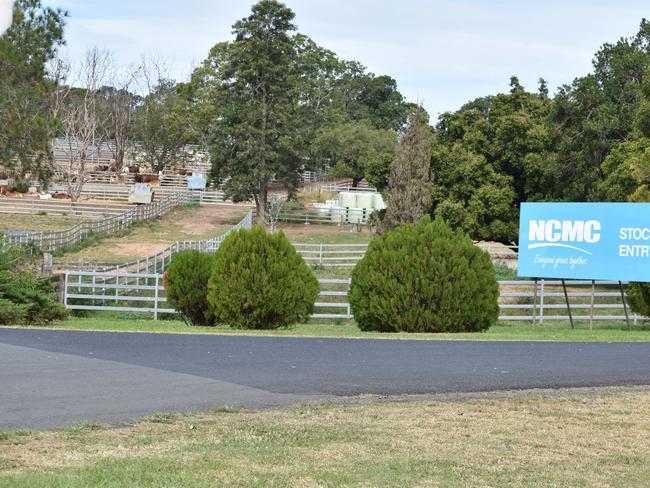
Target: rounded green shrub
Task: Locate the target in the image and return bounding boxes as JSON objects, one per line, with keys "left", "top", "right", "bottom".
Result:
{"left": 164, "top": 250, "right": 216, "bottom": 326}
{"left": 349, "top": 215, "right": 499, "bottom": 333}
{"left": 207, "top": 226, "right": 319, "bottom": 329}
{"left": 627, "top": 282, "right": 650, "bottom": 318}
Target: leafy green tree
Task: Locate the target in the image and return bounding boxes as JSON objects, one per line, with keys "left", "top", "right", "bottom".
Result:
{"left": 431, "top": 143, "right": 518, "bottom": 242}
{"left": 0, "top": 0, "right": 66, "bottom": 182}
{"left": 132, "top": 76, "right": 195, "bottom": 173}
{"left": 549, "top": 20, "right": 650, "bottom": 201}
{"left": 313, "top": 120, "right": 396, "bottom": 188}
{"left": 192, "top": 1, "right": 302, "bottom": 221}
{"left": 0, "top": 239, "right": 68, "bottom": 326}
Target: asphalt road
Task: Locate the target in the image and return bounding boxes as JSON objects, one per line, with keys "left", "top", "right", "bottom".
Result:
{"left": 1, "top": 328, "right": 650, "bottom": 429}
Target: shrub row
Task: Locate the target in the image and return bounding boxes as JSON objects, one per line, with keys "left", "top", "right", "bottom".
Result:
{"left": 165, "top": 218, "right": 500, "bottom": 333}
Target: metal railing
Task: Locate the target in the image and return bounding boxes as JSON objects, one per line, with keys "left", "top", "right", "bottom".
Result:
{"left": 2, "top": 193, "right": 194, "bottom": 252}
{"left": 293, "top": 243, "right": 368, "bottom": 267}
{"left": 0, "top": 198, "right": 130, "bottom": 218}
{"left": 291, "top": 242, "right": 516, "bottom": 268}
{"left": 46, "top": 183, "right": 226, "bottom": 204}
{"left": 61, "top": 275, "right": 644, "bottom": 324}
{"left": 94, "top": 209, "right": 254, "bottom": 275}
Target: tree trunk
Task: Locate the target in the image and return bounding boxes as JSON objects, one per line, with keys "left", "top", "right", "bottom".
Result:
{"left": 257, "top": 184, "right": 268, "bottom": 224}
{"left": 257, "top": 90, "right": 269, "bottom": 225}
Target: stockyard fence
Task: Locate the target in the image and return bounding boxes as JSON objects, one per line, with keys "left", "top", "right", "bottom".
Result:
{"left": 1, "top": 192, "right": 203, "bottom": 252}
{"left": 268, "top": 204, "right": 374, "bottom": 225}
{"left": 62, "top": 272, "right": 644, "bottom": 324}
{"left": 47, "top": 183, "right": 227, "bottom": 204}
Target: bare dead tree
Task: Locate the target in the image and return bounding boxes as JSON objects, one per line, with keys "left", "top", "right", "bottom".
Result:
{"left": 102, "top": 64, "right": 141, "bottom": 171}
{"left": 56, "top": 48, "right": 111, "bottom": 201}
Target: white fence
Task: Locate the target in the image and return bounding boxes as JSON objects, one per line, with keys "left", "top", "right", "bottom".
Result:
{"left": 2, "top": 193, "right": 194, "bottom": 252}
{"left": 270, "top": 204, "right": 374, "bottom": 225}
{"left": 60, "top": 273, "right": 642, "bottom": 324}
{"left": 47, "top": 183, "right": 226, "bottom": 204}
{"left": 0, "top": 198, "right": 130, "bottom": 218}
{"left": 94, "top": 209, "right": 254, "bottom": 275}
{"left": 291, "top": 242, "right": 516, "bottom": 268}
{"left": 294, "top": 244, "right": 368, "bottom": 267}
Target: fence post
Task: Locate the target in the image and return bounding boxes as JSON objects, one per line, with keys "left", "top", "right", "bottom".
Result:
{"left": 62, "top": 272, "right": 68, "bottom": 307}
{"left": 539, "top": 278, "right": 544, "bottom": 325}
{"left": 532, "top": 279, "right": 538, "bottom": 326}
{"left": 319, "top": 244, "right": 323, "bottom": 267}
{"left": 154, "top": 273, "right": 159, "bottom": 320}
{"left": 589, "top": 280, "right": 595, "bottom": 330}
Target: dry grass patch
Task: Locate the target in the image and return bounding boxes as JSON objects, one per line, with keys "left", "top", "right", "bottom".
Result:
{"left": 0, "top": 214, "right": 86, "bottom": 232}
{"left": 1, "top": 391, "right": 650, "bottom": 487}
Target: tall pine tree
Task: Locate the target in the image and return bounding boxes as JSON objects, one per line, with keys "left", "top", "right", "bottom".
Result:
{"left": 193, "top": 1, "right": 301, "bottom": 222}
{"left": 383, "top": 108, "right": 432, "bottom": 231}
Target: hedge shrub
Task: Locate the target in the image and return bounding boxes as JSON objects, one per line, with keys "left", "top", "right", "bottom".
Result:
{"left": 164, "top": 250, "right": 216, "bottom": 326}
{"left": 627, "top": 282, "right": 650, "bottom": 318}
{"left": 349, "top": 215, "right": 499, "bottom": 333}
{"left": 207, "top": 226, "right": 319, "bottom": 329}
{"left": 0, "top": 244, "right": 68, "bottom": 325}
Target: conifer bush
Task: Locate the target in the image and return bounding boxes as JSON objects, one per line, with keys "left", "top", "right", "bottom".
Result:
{"left": 627, "top": 282, "right": 650, "bottom": 318}
{"left": 349, "top": 216, "right": 499, "bottom": 333}
{"left": 0, "top": 242, "right": 68, "bottom": 326}
{"left": 164, "top": 250, "right": 216, "bottom": 326}
{"left": 207, "top": 226, "right": 319, "bottom": 329}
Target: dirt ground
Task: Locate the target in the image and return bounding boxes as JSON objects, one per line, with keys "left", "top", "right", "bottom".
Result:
{"left": 55, "top": 204, "right": 249, "bottom": 264}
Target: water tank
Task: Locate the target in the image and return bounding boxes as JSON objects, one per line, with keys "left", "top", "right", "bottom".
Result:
{"left": 355, "top": 192, "right": 374, "bottom": 209}
{"left": 128, "top": 183, "right": 154, "bottom": 204}
{"left": 187, "top": 173, "right": 207, "bottom": 190}
{"left": 338, "top": 192, "right": 357, "bottom": 208}
{"left": 372, "top": 193, "right": 387, "bottom": 210}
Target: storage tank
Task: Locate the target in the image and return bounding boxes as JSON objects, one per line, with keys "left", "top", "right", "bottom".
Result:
{"left": 128, "top": 183, "right": 155, "bottom": 204}
{"left": 338, "top": 192, "right": 357, "bottom": 208}
{"left": 372, "top": 193, "right": 387, "bottom": 210}
{"left": 355, "top": 192, "right": 374, "bottom": 209}
{"left": 187, "top": 173, "right": 207, "bottom": 190}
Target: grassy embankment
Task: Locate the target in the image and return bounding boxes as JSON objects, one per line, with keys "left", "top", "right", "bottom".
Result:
{"left": 1, "top": 390, "right": 649, "bottom": 487}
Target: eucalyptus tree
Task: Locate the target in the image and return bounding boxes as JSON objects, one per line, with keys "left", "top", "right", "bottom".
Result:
{"left": 0, "top": 0, "right": 65, "bottom": 183}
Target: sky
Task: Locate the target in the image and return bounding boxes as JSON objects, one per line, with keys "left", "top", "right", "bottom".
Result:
{"left": 42, "top": 0, "right": 649, "bottom": 118}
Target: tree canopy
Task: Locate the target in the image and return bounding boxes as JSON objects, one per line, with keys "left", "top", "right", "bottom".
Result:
{"left": 0, "top": 0, "right": 66, "bottom": 182}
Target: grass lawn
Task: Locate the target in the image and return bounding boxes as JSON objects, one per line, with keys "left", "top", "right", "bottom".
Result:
{"left": 0, "top": 214, "right": 86, "bottom": 232}
{"left": 1, "top": 390, "right": 649, "bottom": 486}
{"left": 12, "top": 316, "right": 650, "bottom": 342}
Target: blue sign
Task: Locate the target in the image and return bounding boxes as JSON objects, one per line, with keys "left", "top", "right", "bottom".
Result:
{"left": 518, "top": 202, "right": 650, "bottom": 282}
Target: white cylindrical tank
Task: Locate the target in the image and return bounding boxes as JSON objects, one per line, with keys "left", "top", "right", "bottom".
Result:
{"left": 338, "top": 191, "right": 357, "bottom": 208}
{"left": 355, "top": 192, "right": 373, "bottom": 209}
{"left": 372, "top": 193, "right": 387, "bottom": 210}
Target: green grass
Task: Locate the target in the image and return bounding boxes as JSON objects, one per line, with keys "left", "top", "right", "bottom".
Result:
{"left": 8, "top": 315, "right": 650, "bottom": 342}
{"left": 1, "top": 391, "right": 650, "bottom": 487}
